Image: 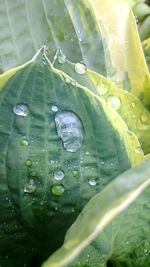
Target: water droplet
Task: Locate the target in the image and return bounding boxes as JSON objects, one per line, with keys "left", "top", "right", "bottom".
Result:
{"left": 108, "top": 96, "right": 121, "bottom": 110}
{"left": 75, "top": 62, "right": 87, "bottom": 75}
{"left": 97, "top": 83, "right": 108, "bottom": 96}
{"left": 72, "top": 170, "right": 79, "bottom": 177}
{"left": 89, "top": 179, "right": 97, "bottom": 186}
{"left": 140, "top": 112, "right": 148, "bottom": 122}
{"left": 51, "top": 184, "right": 65, "bottom": 196}
{"left": 131, "top": 102, "right": 136, "bottom": 108}
{"left": 51, "top": 105, "right": 58, "bottom": 112}
{"left": 25, "top": 159, "right": 32, "bottom": 167}
{"left": 65, "top": 77, "right": 71, "bottom": 84}
{"left": 71, "top": 80, "right": 77, "bottom": 86}
{"left": 13, "top": 104, "right": 29, "bottom": 117}
{"left": 85, "top": 151, "right": 90, "bottom": 155}
{"left": 71, "top": 207, "right": 75, "bottom": 212}
{"left": 24, "top": 179, "right": 36, "bottom": 193}
{"left": 55, "top": 111, "right": 84, "bottom": 152}
{"left": 54, "top": 170, "right": 64, "bottom": 181}
{"left": 135, "top": 147, "right": 142, "bottom": 154}
{"left": 100, "top": 161, "right": 105, "bottom": 165}
{"left": 58, "top": 51, "right": 66, "bottom": 64}
{"left": 20, "top": 138, "right": 29, "bottom": 146}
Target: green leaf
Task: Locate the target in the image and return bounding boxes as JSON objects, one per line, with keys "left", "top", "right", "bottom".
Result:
{"left": 42, "top": 160, "right": 150, "bottom": 267}
{"left": 0, "top": 0, "right": 106, "bottom": 75}
{"left": 0, "top": 47, "right": 143, "bottom": 266}
{"left": 54, "top": 55, "right": 150, "bottom": 154}
{"left": 89, "top": 0, "right": 150, "bottom": 108}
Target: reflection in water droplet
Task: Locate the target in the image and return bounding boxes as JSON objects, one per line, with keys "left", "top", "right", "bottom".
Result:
{"left": 20, "top": 138, "right": 28, "bottom": 146}
{"left": 131, "top": 102, "right": 136, "bottom": 108}
{"left": 97, "top": 83, "right": 108, "bottom": 96}
{"left": 75, "top": 62, "right": 87, "bottom": 75}
{"left": 140, "top": 112, "right": 148, "bottom": 122}
{"left": 13, "top": 104, "right": 29, "bottom": 117}
{"left": 51, "top": 184, "right": 65, "bottom": 196}
{"left": 51, "top": 105, "right": 58, "bottom": 112}
{"left": 25, "top": 159, "right": 32, "bottom": 167}
{"left": 89, "top": 179, "right": 97, "bottom": 186}
{"left": 108, "top": 96, "right": 121, "bottom": 110}
{"left": 55, "top": 111, "right": 84, "bottom": 152}
{"left": 54, "top": 170, "right": 64, "bottom": 181}
{"left": 24, "top": 179, "right": 36, "bottom": 193}
{"left": 58, "top": 52, "right": 66, "bottom": 64}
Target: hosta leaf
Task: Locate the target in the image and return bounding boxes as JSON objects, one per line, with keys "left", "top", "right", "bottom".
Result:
{"left": 42, "top": 161, "right": 150, "bottom": 267}
{"left": 89, "top": 0, "right": 150, "bottom": 108}
{"left": 0, "top": 0, "right": 106, "bottom": 75}
{"left": 0, "top": 47, "right": 143, "bottom": 266}
{"left": 54, "top": 55, "right": 150, "bottom": 154}
{"left": 143, "top": 37, "right": 150, "bottom": 71}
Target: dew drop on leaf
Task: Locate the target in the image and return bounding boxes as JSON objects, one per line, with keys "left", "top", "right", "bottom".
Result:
{"left": 25, "top": 159, "right": 32, "bottom": 167}
{"left": 20, "top": 138, "right": 29, "bottom": 146}
{"left": 75, "top": 62, "right": 87, "bottom": 74}
{"left": 140, "top": 112, "right": 148, "bottom": 122}
{"left": 65, "top": 77, "right": 71, "bottom": 84}
{"left": 85, "top": 151, "right": 90, "bottom": 155}
{"left": 57, "top": 52, "right": 66, "bottom": 64}
{"left": 24, "top": 179, "right": 36, "bottom": 193}
{"left": 131, "top": 102, "right": 136, "bottom": 108}
{"left": 108, "top": 96, "right": 121, "bottom": 110}
{"left": 51, "top": 184, "right": 65, "bottom": 196}
{"left": 97, "top": 83, "right": 108, "bottom": 96}
{"left": 13, "top": 104, "right": 29, "bottom": 117}
{"left": 89, "top": 179, "right": 97, "bottom": 186}
{"left": 51, "top": 105, "right": 58, "bottom": 112}
{"left": 72, "top": 170, "right": 79, "bottom": 177}
{"left": 54, "top": 170, "right": 64, "bottom": 181}
{"left": 134, "top": 147, "right": 142, "bottom": 154}
{"left": 55, "top": 111, "right": 84, "bottom": 152}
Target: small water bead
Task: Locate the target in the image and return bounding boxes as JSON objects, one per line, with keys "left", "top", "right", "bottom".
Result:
{"left": 75, "top": 62, "right": 87, "bottom": 75}
{"left": 71, "top": 80, "right": 77, "bottom": 86}
{"left": 72, "top": 170, "right": 79, "bottom": 177}
{"left": 108, "top": 96, "right": 121, "bottom": 110}
{"left": 89, "top": 179, "right": 97, "bottom": 186}
{"left": 131, "top": 102, "right": 136, "bottom": 108}
{"left": 54, "top": 170, "right": 64, "bottom": 181}
{"left": 140, "top": 112, "right": 148, "bottom": 122}
{"left": 13, "top": 104, "right": 29, "bottom": 116}
{"left": 97, "top": 83, "right": 108, "bottom": 96}
{"left": 25, "top": 159, "right": 32, "bottom": 167}
{"left": 51, "top": 105, "right": 58, "bottom": 112}
{"left": 85, "top": 151, "right": 90, "bottom": 155}
{"left": 24, "top": 179, "right": 36, "bottom": 193}
{"left": 57, "top": 52, "right": 66, "bottom": 64}
{"left": 55, "top": 111, "right": 84, "bottom": 153}
{"left": 51, "top": 184, "right": 65, "bottom": 196}
{"left": 65, "top": 77, "right": 71, "bottom": 84}
{"left": 20, "top": 138, "right": 29, "bottom": 146}
{"left": 135, "top": 147, "right": 142, "bottom": 154}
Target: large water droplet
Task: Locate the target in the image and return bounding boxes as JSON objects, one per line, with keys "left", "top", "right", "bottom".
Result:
{"left": 20, "top": 138, "right": 28, "bottom": 146}
{"left": 108, "top": 96, "right": 121, "bottom": 110}
{"left": 75, "top": 62, "right": 87, "bottom": 74}
{"left": 54, "top": 170, "right": 64, "bottom": 181}
{"left": 89, "top": 179, "right": 97, "bottom": 186}
{"left": 13, "top": 104, "right": 29, "bottom": 116}
{"left": 55, "top": 111, "right": 84, "bottom": 152}
{"left": 24, "top": 179, "right": 36, "bottom": 193}
{"left": 58, "top": 51, "right": 66, "bottom": 64}
{"left": 25, "top": 159, "right": 32, "bottom": 167}
{"left": 97, "top": 83, "right": 108, "bottom": 96}
{"left": 51, "top": 184, "right": 65, "bottom": 196}
{"left": 51, "top": 105, "right": 58, "bottom": 112}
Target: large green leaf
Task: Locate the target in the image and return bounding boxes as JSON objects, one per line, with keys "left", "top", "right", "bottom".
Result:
{"left": 54, "top": 54, "right": 150, "bottom": 154}
{"left": 0, "top": 47, "right": 143, "bottom": 267}
{"left": 89, "top": 0, "right": 150, "bottom": 108}
{"left": 42, "top": 161, "right": 150, "bottom": 267}
{"left": 0, "top": 0, "right": 106, "bottom": 75}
